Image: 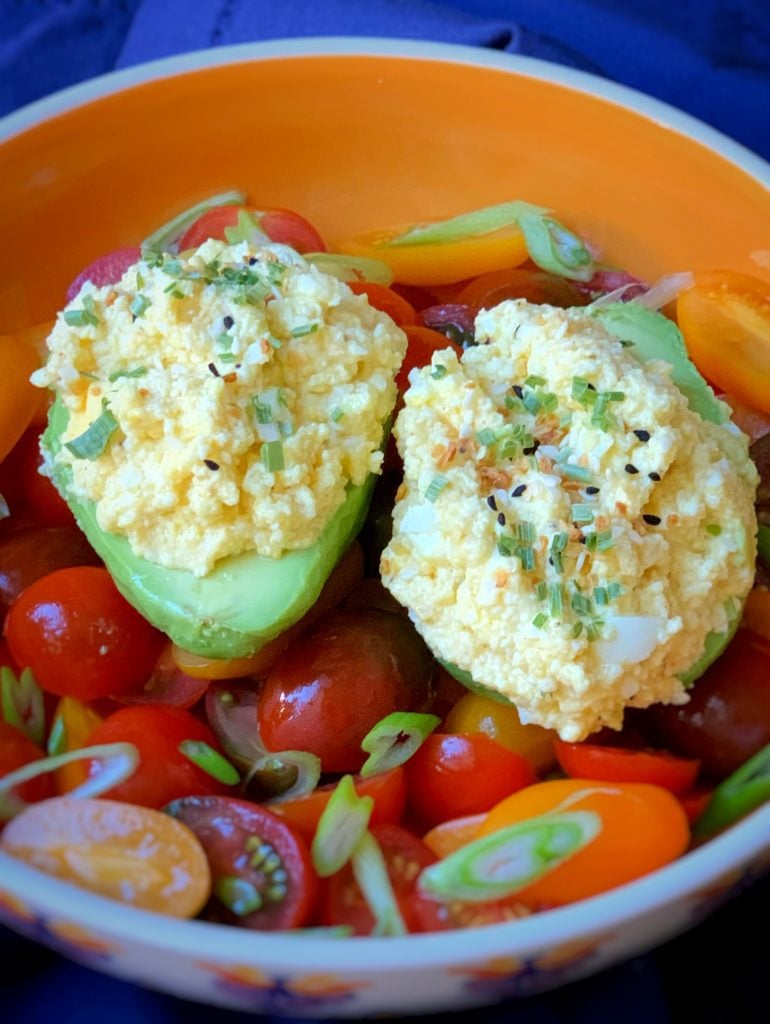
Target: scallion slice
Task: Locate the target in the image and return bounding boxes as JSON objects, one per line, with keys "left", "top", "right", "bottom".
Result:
{"left": 694, "top": 743, "right": 770, "bottom": 838}
{"left": 425, "top": 475, "right": 448, "bottom": 502}
{"left": 518, "top": 213, "right": 595, "bottom": 282}
{"left": 109, "top": 366, "right": 147, "bottom": 382}
{"left": 261, "top": 439, "right": 285, "bottom": 472}
{"left": 561, "top": 463, "right": 593, "bottom": 483}
{"left": 311, "top": 775, "right": 374, "bottom": 878}
{"left": 223, "top": 209, "right": 268, "bottom": 246}
{"left": 0, "top": 667, "right": 44, "bottom": 747}
{"left": 571, "top": 503, "right": 594, "bottom": 524}
{"left": 178, "top": 740, "right": 240, "bottom": 785}
{"left": 351, "top": 831, "right": 407, "bottom": 936}
{"left": 306, "top": 252, "right": 393, "bottom": 286}
{"left": 386, "top": 200, "right": 547, "bottom": 248}
{"left": 290, "top": 324, "right": 319, "bottom": 338}
{"left": 130, "top": 294, "right": 152, "bottom": 318}
{"left": 142, "top": 190, "right": 246, "bottom": 253}
{"left": 360, "top": 711, "right": 440, "bottom": 778}
{"left": 64, "top": 402, "right": 119, "bottom": 461}
{"left": 532, "top": 612, "right": 549, "bottom": 629}
{"left": 549, "top": 582, "right": 564, "bottom": 619}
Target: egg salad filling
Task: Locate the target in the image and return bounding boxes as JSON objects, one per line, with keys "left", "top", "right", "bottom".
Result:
{"left": 381, "top": 300, "right": 758, "bottom": 741}
{"left": 34, "top": 240, "right": 406, "bottom": 576}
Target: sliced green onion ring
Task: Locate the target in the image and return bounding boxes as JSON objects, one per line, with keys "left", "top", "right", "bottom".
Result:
{"left": 306, "top": 252, "right": 393, "bottom": 286}
{"left": 1, "top": 666, "right": 45, "bottom": 746}
{"left": 224, "top": 209, "right": 268, "bottom": 246}
{"left": 694, "top": 743, "right": 770, "bottom": 838}
{"left": 360, "top": 711, "right": 440, "bottom": 778}
{"left": 142, "top": 190, "right": 246, "bottom": 254}
{"left": 178, "top": 740, "right": 240, "bottom": 785}
{"left": 386, "top": 200, "right": 548, "bottom": 248}
{"left": 518, "top": 212, "right": 595, "bottom": 281}
{"left": 64, "top": 402, "right": 119, "bottom": 461}
{"left": 351, "top": 831, "right": 407, "bottom": 936}
{"left": 0, "top": 742, "right": 139, "bottom": 822}
{"left": 257, "top": 750, "right": 322, "bottom": 804}
{"left": 418, "top": 810, "right": 601, "bottom": 903}
{"left": 311, "top": 774, "right": 374, "bottom": 878}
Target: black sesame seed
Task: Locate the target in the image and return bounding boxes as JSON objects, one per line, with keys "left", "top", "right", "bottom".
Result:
{"left": 585, "top": 485, "right": 600, "bottom": 495}
{"left": 643, "top": 514, "right": 661, "bottom": 525}
{"left": 587, "top": 383, "right": 596, "bottom": 391}
{"left": 625, "top": 463, "right": 639, "bottom": 475}
{"left": 497, "top": 512, "right": 506, "bottom": 527}
{"left": 512, "top": 385, "right": 524, "bottom": 399}
{"left": 512, "top": 484, "right": 527, "bottom": 497}
{"left": 523, "top": 440, "right": 540, "bottom": 456}
{"left": 633, "top": 429, "right": 651, "bottom": 442}
{"left": 223, "top": 315, "right": 234, "bottom": 330}
{"left": 486, "top": 495, "right": 497, "bottom": 511}
{"left": 579, "top": 534, "right": 587, "bottom": 544}
{"left": 204, "top": 459, "right": 220, "bottom": 471}
{"left": 248, "top": 257, "right": 258, "bottom": 266}
{"left": 649, "top": 472, "right": 661, "bottom": 481}
{"left": 208, "top": 363, "right": 220, "bottom": 377}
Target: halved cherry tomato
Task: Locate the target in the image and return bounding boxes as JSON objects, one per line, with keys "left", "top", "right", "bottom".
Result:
{"left": 0, "top": 428, "right": 77, "bottom": 528}
{"left": 0, "top": 721, "right": 54, "bottom": 805}
{"left": 405, "top": 733, "right": 537, "bottom": 828}
{"left": 5, "top": 567, "right": 165, "bottom": 699}
{"left": 677, "top": 270, "right": 770, "bottom": 413}
{"left": 422, "top": 813, "right": 485, "bottom": 858}
{"left": 116, "top": 645, "right": 210, "bottom": 710}
{"left": 479, "top": 779, "right": 690, "bottom": 907}
{"left": 333, "top": 222, "right": 529, "bottom": 287}
{"left": 273, "top": 766, "right": 406, "bottom": 843}
{"left": 257, "top": 607, "right": 434, "bottom": 773}
{"left": 554, "top": 739, "right": 701, "bottom": 795}
{"left": 0, "top": 526, "right": 100, "bottom": 617}
{"left": 166, "top": 795, "right": 317, "bottom": 930}
{"left": 396, "top": 325, "right": 462, "bottom": 394}
{"left": 742, "top": 588, "right": 770, "bottom": 644}
{"left": 177, "top": 206, "right": 326, "bottom": 254}
{"left": 456, "top": 267, "right": 587, "bottom": 314}
{"left": 0, "top": 330, "right": 41, "bottom": 462}
{"left": 65, "top": 247, "right": 142, "bottom": 302}
{"left": 721, "top": 394, "right": 770, "bottom": 443}
{"left": 85, "top": 704, "right": 234, "bottom": 809}
{"left": 444, "top": 692, "right": 557, "bottom": 774}
{"left": 412, "top": 893, "right": 529, "bottom": 932}
{"left": 1, "top": 796, "right": 210, "bottom": 917}
{"left": 322, "top": 823, "right": 436, "bottom": 934}
{"left": 49, "top": 696, "right": 104, "bottom": 794}
{"left": 347, "top": 282, "right": 417, "bottom": 326}
{"left": 679, "top": 786, "right": 714, "bottom": 826}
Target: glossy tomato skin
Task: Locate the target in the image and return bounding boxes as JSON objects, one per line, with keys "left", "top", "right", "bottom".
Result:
{"left": 0, "top": 428, "right": 76, "bottom": 529}
{"left": 0, "top": 721, "right": 54, "bottom": 804}
{"left": 177, "top": 205, "right": 326, "bottom": 254}
{"left": 66, "top": 247, "right": 142, "bottom": 302}
{"left": 166, "top": 795, "right": 318, "bottom": 930}
{"left": 395, "top": 325, "right": 461, "bottom": 395}
{"left": 647, "top": 629, "right": 770, "bottom": 779}
{"left": 405, "top": 732, "right": 537, "bottom": 827}
{"left": 86, "top": 704, "right": 233, "bottom": 809}
{"left": 257, "top": 608, "right": 434, "bottom": 773}
{"left": 5, "top": 567, "right": 164, "bottom": 700}
{"left": 115, "top": 644, "right": 210, "bottom": 710}
{"left": 456, "top": 267, "right": 587, "bottom": 313}
{"left": 0, "top": 526, "right": 100, "bottom": 617}
{"left": 554, "top": 740, "right": 700, "bottom": 795}
{"left": 347, "top": 282, "right": 417, "bottom": 326}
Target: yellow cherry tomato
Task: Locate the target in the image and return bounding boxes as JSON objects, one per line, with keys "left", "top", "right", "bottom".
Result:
{"left": 677, "top": 270, "right": 770, "bottom": 414}
{"left": 743, "top": 587, "right": 770, "bottom": 644}
{"left": 480, "top": 778, "right": 689, "bottom": 908}
{"left": 1, "top": 796, "right": 211, "bottom": 917}
{"left": 50, "top": 697, "right": 104, "bottom": 794}
{"left": 332, "top": 224, "right": 529, "bottom": 287}
{"left": 0, "top": 329, "right": 43, "bottom": 461}
{"left": 444, "top": 691, "right": 557, "bottom": 774}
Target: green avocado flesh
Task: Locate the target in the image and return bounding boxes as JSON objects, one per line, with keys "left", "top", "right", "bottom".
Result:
{"left": 44, "top": 398, "right": 377, "bottom": 659}
{"left": 441, "top": 303, "right": 755, "bottom": 708}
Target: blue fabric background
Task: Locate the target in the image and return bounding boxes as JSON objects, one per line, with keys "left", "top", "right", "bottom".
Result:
{"left": 1, "top": 1, "right": 769, "bottom": 1021}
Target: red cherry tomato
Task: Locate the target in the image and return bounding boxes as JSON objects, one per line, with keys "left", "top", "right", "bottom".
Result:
{"left": 0, "top": 527, "right": 100, "bottom": 617}
{"left": 456, "top": 266, "right": 588, "bottom": 314}
{"left": 405, "top": 733, "right": 537, "bottom": 828}
{"left": 257, "top": 608, "right": 434, "bottom": 773}
{"left": 85, "top": 704, "right": 233, "bottom": 809}
{"left": 347, "top": 282, "right": 417, "bottom": 326}
{"left": 273, "top": 767, "right": 406, "bottom": 842}
{"left": 395, "top": 325, "right": 462, "bottom": 395}
{"left": 0, "top": 428, "right": 76, "bottom": 528}
{"left": 647, "top": 629, "right": 770, "bottom": 779}
{"left": 554, "top": 739, "right": 700, "bottom": 795}
{"left": 66, "top": 247, "right": 142, "bottom": 301}
{"left": 115, "top": 644, "right": 210, "bottom": 710}
{"left": 679, "top": 786, "right": 714, "bottom": 825}
{"left": 177, "top": 205, "right": 326, "bottom": 254}
{"left": 5, "top": 567, "right": 164, "bottom": 700}
{"left": 0, "top": 721, "right": 54, "bottom": 805}
{"left": 411, "top": 893, "right": 529, "bottom": 932}
{"left": 166, "top": 794, "right": 318, "bottom": 930}
{"left": 322, "top": 823, "right": 436, "bottom": 935}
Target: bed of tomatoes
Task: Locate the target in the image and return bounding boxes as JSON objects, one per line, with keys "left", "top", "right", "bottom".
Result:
{"left": 0, "top": 201, "right": 769, "bottom": 935}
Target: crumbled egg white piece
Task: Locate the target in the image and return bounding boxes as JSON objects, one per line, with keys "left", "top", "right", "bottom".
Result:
{"left": 34, "top": 239, "right": 406, "bottom": 576}
{"left": 381, "top": 300, "right": 758, "bottom": 741}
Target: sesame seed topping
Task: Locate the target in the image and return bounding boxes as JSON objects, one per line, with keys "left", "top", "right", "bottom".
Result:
{"left": 585, "top": 486, "right": 600, "bottom": 495}
{"left": 512, "top": 484, "right": 527, "bottom": 497}
{"left": 512, "top": 385, "right": 523, "bottom": 399}
{"left": 497, "top": 512, "right": 506, "bottom": 526}
{"left": 649, "top": 471, "right": 661, "bottom": 481}
{"left": 204, "top": 459, "right": 220, "bottom": 471}
{"left": 486, "top": 495, "right": 497, "bottom": 511}
{"left": 223, "top": 315, "right": 234, "bottom": 330}
{"left": 642, "top": 513, "right": 661, "bottom": 525}
{"left": 207, "top": 363, "right": 220, "bottom": 377}
{"left": 633, "top": 429, "right": 651, "bottom": 442}
{"left": 625, "top": 463, "right": 639, "bottom": 475}
{"left": 248, "top": 257, "right": 258, "bottom": 266}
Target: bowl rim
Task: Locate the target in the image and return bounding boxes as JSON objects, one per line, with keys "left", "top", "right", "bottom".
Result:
{"left": 1, "top": 36, "right": 768, "bottom": 971}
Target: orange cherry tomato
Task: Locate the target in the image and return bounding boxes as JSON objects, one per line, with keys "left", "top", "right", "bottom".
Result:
{"left": 554, "top": 740, "right": 701, "bottom": 795}
{"left": 49, "top": 696, "right": 104, "bottom": 794}
{"left": 396, "top": 325, "right": 462, "bottom": 395}
{"left": 742, "top": 588, "right": 770, "bottom": 644}
{"left": 347, "top": 282, "right": 417, "bottom": 326}
{"left": 479, "top": 779, "right": 689, "bottom": 907}
{"left": 333, "top": 222, "right": 529, "bottom": 287}
{"left": 1, "top": 796, "right": 211, "bottom": 917}
{"left": 444, "top": 692, "right": 557, "bottom": 774}
{"left": 0, "top": 330, "right": 41, "bottom": 462}
{"left": 677, "top": 270, "right": 770, "bottom": 414}
{"left": 422, "top": 813, "right": 485, "bottom": 858}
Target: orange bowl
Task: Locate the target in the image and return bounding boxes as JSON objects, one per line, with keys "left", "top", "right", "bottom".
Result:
{"left": 0, "top": 38, "right": 769, "bottom": 1016}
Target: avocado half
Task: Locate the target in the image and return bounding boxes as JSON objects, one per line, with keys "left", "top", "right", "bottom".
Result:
{"left": 44, "top": 397, "right": 377, "bottom": 659}
{"left": 440, "top": 302, "right": 755, "bottom": 701}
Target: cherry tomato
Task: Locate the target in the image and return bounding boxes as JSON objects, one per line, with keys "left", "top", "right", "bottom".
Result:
{"left": 347, "top": 282, "right": 417, "bottom": 326}
{"left": 743, "top": 588, "right": 770, "bottom": 644}
{"left": 1, "top": 796, "right": 210, "bottom": 917}
{"left": 647, "top": 629, "right": 770, "bottom": 779}
{"left": 456, "top": 267, "right": 587, "bottom": 313}
{"left": 273, "top": 767, "right": 406, "bottom": 843}
{"left": 412, "top": 893, "right": 529, "bottom": 932}
{"left": 166, "top": 794, "right": 317, "bottom": 930}
{"left": 479, "top": 779, "right": 689, "bottom": 908}
{"left": 0, "top": 721, "right": 54, "bottom": 805}
{"left": 554, "top": 740, "right": 700, "bottom": 795}
{"left": 257, "top": 607, "right": 434, "bottom": 773}
{"left": 422, "top": 813, "right": 485, "bottom": 858}
{"left": 322, "top": 823, "right": 436, "bottom": 935}
{"left": 177, "top": 205, "right": 326, "bottom": 254}
{"left": 679, "top": 786, "right": 714, "bottom": 826}
{"left": 395, "top": 325, "right": 462, "bottom": 395}
{"left": 85, "top": 704, "right": 234, "bottom": 809}
{"left": 333, "top": 221, "right": 529, "bottom": 287}
{"left": 65, "top": 247, "right": 142, "bottom": 301}
{"left": 677, "top": 270, "right": 770, "bottom": 413}
{"left": 444, "top": 691, "right": 557, "bottom": 774}
{"left": 721, "top": 394, "right": 770, "bottom": 443}
{"left": 49, "top": 696, "right": 104, "bottom": 794}
{"left": 418, "top": 304, "right": 475, "bottom": 347}
{"left": 5, "top": 567, "right": 164, "bottom": 700}
{"left": 0, "top": 330, "right": 41, "bottom": 463}
{"left": 0, "top": 429, "right": 77, "bottom": 528}
{"left": 116, "top": 644, "right": 210, "bottom": 710}
{"left": 405, "top": 733, "right": 537, "bottom": 828}
{"left": 0, "top": 527, "right": 100, "bottom": 617}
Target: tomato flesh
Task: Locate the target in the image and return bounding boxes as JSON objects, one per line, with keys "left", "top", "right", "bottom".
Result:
{"left": 554, "top": 739, "right": 700, "bottom": 795}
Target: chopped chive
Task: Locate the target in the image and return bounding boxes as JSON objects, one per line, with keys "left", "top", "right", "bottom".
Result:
{"left": 594, "top": 586, "right": 609, "bottom": 607}
{"left": 532, "top": 612, "right": 549, "bottom": 628}
{"left": 516, "top": 546, "right": 536, "bottom": 572}
{"left": 571, "top": 503, "right": 594, "bottom": 524}
{"left": 330, "top": 407, "right": 345, "bottom": 422}
{"left": 571, "top": 377, "right": 596, "bottom": 405}
{"left": 290, "top": 323, "right": 319, "bottom": 338}
{"left": 136, "top": 271, "right": 145, "bottom": 289}
{"left": 64, "top": 402, "right": 119, "bottom": 461}
{"left": 108, "top": 366, "right": 147, "bottom": 382}
{"left": 261, "top": 440, "right": 285, "bottom": 472}
{"left": 219, "top": 352, "right": 236, "bottom": 363}
{"left": 253, "top": 396, "right": 273, "bottom": 423}
{"left": 606, "top": 391, "right": 626, "bottom": 403}
{"left": 425, "top": 475, "right": 448, "bottom": 502}
{"left": 571, "top": 591, "right": 593, "bottom": 616}
{"left": 431, "top": 365, "right": 447, "bottom": 380}
{"left": 130, "top": 294, "right": 152, "bottom": 318}
{"left": 504, "top": 395, "right": 522, "bottom": 410}
{"left": 178, "top": 740, "right": 239, "bottom": 785}
{"left": 515, "top": 521, "right": 537, "bottom": 545}
{"left": 571, "top": 621, "right": 584, "bottom": 639}
{"left": 476, "top": 427, "right": 496, "bottom": 446}
{"left": 163, "top": 283, "right": 185, "bottom": 299}
{"left": 607, "top": 582, "right": 623, "bottom": 599}
{"left": 522, "top": 391, "right": 542, "bottom": 416}
{"left": 525, "top": 375, "right": 546, "bottom": 388}
{"left": 549, "top": 583, "right": 564, "bottom": 619}
{"left": 551, "top": 531, "right": 569, "bottom": 552}
{"left": 63, "top": 302, "right": 100, "bottom": 328}
{"left": 217, "top": 332, "right": 234, "bottom": 349}
{"left": 561, "top": 463, "right": 593, "bottom": 483}
{"left": 585, "top": 529, "right": 614, "bottom": 552}
{"left": 586, "top": 620, "right": 604, "bottom": 642}
{"left": 591, "top": 394, "right": 612, "bottom": 429}
{"left": 550, "top": 531, "right": 568, "bottom": 574}
{"left": 497, "top": 535, "right": 517, "bottom": 558}
{"left": 706, "top": 523, "right": 722, "bottom": 536}
{"left": 535, "top": 581, "right": 548, "bottom": 601}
